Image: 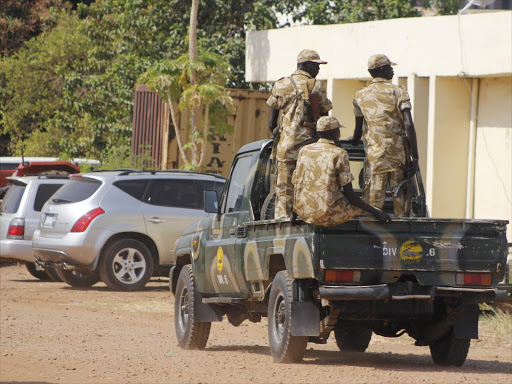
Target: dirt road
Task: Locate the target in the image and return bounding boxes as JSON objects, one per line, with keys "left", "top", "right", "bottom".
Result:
{"left": 1, "top": 264, "right": 511, "bottom": 384}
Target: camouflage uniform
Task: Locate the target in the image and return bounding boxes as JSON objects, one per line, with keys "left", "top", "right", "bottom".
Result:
{"left": 292, "top": 117, "right": 363, "bottom": 227}
{"left": 267, "top": 50, "right": 332, "bottom": 218}
{"left": 353, "top": 55, "right": 412, "bottom": 216}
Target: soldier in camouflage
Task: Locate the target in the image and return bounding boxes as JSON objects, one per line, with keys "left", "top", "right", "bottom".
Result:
{"left": 293, "top": 116, "right": 390, "bottom": 226}
{"left": 267, "top": 49, "right": 332, "bottom": 219}
{"left": 351, "top": 54, "right": 419, "bottom": 217}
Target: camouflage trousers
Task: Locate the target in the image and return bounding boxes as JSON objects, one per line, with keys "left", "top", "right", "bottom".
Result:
{"left": 364, "top": 169, "right": 405, "bottom": 217}
{"left": 275, "top": 160, "right": 296, "bottom": 218}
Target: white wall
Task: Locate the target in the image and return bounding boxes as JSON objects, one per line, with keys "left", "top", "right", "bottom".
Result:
{"left": 473, "top": 77, "right": 512, "bottom": 240}
{"left": 246, "top": 12, "right": 512, "bottom": 82}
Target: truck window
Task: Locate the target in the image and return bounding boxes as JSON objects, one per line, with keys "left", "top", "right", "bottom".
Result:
{"left": 223, "top": 154, "right": 254, "bottom": 213}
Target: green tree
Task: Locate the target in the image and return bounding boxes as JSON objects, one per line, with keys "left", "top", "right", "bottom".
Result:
{"left": 140, "top": 49, "right": 235, "bottom": 170}
{"left": 0, "top": 11, "right": 93, "bottom": 157}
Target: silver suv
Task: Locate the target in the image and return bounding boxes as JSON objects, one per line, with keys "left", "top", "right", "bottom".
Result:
{"left": 33, "top": 170, "right": 225, "bottom": 291}
{"left": 0, "top": 175, "right": 69, "bottom": 280}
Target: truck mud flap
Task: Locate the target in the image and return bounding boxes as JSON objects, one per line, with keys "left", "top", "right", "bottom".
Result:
{"left": 194, "top": 292, "right": 223, "bottom": 323}
{"left": 453, "top": 304, "right": 479, "bottom": 339}
{"left": 291, "top": 301, "right": 320, "bottom": 336}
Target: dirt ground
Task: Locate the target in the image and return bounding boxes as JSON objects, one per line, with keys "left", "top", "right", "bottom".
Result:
{"left": 1, "top": 264, "right": 511, "bottom": 384}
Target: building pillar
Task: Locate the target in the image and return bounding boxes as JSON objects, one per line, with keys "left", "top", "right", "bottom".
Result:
{"left": 407, "top": 74, "right": 429, "bottom": 182}
{"left": 426, "top": 76, "right": 472, "bottom": 218}
{"left": 330, "top": 79, "right": 367, "bottom": 139}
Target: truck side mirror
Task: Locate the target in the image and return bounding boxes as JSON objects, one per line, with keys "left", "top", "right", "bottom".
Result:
{"left": 203, "top": 190, "right": 219, "bottom": 214}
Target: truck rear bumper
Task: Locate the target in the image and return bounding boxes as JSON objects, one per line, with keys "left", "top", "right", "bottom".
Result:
{"left": 318, "top": 284, "right": 511, "bottom": 303}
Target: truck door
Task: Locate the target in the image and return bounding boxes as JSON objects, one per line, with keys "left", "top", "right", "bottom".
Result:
{"left": 203, "top": 152, "right": 256, "bottom": 297}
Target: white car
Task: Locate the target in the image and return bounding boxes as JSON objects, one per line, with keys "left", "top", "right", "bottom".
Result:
{"left": 0, "top": 175, "right": 69, "bottom": 280}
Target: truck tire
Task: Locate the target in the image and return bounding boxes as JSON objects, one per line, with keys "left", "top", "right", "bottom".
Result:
{"left": 429, "top": 329, "right": 470, "bottom": 367}
{"left": 174, "top": 265, "right": 211, "bottom": 349}
{"left": 25, "top": 263, "right": 50, "bottom": 281}
{"left": 334, "top": 323, "right": 372, "bottom": 352}
{"left": 98, "top": 239, "right": 154, "bottom": 291}
{"left": 45, "top": 267, "right": 62, "bottom": 282}
{"left": 57, "top": 268, "right": 100, "bottom": 288}
{"left": 268, "top": 271, "right": 308, "bottom": 363}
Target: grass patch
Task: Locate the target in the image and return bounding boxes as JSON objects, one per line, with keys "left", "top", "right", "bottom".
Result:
{"left": 478, "top": 304, "right": 512, "bottom": 348}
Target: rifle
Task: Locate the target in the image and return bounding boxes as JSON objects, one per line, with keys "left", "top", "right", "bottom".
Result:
{"left": 392, "top": 133, "right": 413, "bottom": 216}
{"left": 300, "top": 92, "right": 321, "bottom": 129}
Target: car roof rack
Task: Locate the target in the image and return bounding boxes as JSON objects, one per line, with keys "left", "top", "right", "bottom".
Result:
{"left": 117, "top": 169, "right": 225, "bottom": 179}
{"left": 91, "top": 168, "right": 142, "bottom": 173}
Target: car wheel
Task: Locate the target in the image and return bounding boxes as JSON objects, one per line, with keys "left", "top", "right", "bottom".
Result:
{"left": 334, "top": 323, "right": 372, "bottom": 352}
{"left": 429, "top": 328, "right": 470, "bottom": 367}
{"left": 175, "top": 265, "right": 211, "bottom": 349}
{"left": 56, "top": 268, "right": 100, "bottom": 288}
{"left": 99, "top": 239, "right": 154, "bottom": 291}
{"left": 45, "top": 267, "right": 62, "bottom": 282}
{"left": 268, "top": 271, "right": 308, "bottom": 363}
{"left": 25, "top": 263, "right": 50, "bottom": 281}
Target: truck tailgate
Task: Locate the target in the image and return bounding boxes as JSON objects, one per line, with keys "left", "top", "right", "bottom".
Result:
{"left": 318, "top": 218, "right": 508, "bottom": 285}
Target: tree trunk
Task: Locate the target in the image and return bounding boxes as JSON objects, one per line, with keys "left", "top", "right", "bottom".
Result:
{"left": 168, "top": 100, "right": 190, "bottom": 165}
{"left": 198, "top": 102, "right": 210, "bottom": 168}
{"left": 189, "top": 0, "right": 200, "bottom": 167}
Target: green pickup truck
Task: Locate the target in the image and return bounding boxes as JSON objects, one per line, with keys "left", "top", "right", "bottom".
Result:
{"left": 170, "top": 139, "right": 510, "bottom": 366}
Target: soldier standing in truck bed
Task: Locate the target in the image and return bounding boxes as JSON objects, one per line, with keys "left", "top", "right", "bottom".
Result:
{"left": 351, "top": 54, "right": 419, "bottom": 217}
{"left": 267, "top": 49, "right": 332, "bottom": 219}
{"left": 293, "top": 116, "right": 390, "bottom": 226}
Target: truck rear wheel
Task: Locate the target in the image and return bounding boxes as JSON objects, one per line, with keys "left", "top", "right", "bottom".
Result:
{"left": 334, "top": 323, "right": 372, "bottom": 352}
{"left": 429, "top": 329, "right": 470, "bottom": 367}
{"left": 174, "top": 265, "right": 211, "bottom": 350}
{"left": 268, "top": 271, "right": 308, "bottom": 363}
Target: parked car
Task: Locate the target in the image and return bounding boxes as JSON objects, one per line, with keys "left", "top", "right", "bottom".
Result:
{"left": 33, "top": 170, "right": 225, "bottom": 291}
{"left": 0, "top": 175, "right": 70, "bottom": 281}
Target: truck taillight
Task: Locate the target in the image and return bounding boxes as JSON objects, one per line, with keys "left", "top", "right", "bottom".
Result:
{"left": 456, "top": 272, "right": 492, "bottom": 286}
{"left": 7, "top": 217, "right": 25, "bottom": 239}
{"left": 325, "top": 270, "right": 361, "bottom": 283}
{"left": 70, "top": 208, "right": 105, "bottom": 233}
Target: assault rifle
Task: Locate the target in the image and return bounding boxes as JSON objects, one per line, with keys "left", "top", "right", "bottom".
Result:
{"left": 392, "top": 133, "right": 423, "bottom": 217}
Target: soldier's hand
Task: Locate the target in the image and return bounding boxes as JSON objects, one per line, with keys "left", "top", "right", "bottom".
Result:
{"left": 347, "top": 136, "right": 361, "bottom": 146}
{"left": 405, "top": 159, "right": 418, "bottom": 178}
{"left": 375, "top": 210, "right": 391, "bottom": 223}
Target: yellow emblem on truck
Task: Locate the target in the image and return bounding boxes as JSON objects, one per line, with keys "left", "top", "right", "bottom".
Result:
{"left": 399, "top": 240, "right": 423, "bottom": 264}
{"left": 216, "top": 246, "right": 224, "bottom": 272}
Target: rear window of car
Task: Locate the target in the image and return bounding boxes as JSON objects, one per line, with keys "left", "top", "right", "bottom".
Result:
{"left": 0, "top": 184, "right": 26, "bottom": 213}
{"left": 113, "top": 180, "right": 149, "bottom": 201}
{"left": 50, "top": 177, "right": 102, "bottom": 204}
{"left": 33, "top": 183, "right": 65, "bottom": 211}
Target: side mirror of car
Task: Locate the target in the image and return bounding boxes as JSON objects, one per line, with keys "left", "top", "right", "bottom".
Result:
{"left": 204, "top": 190, "right": 219, "bottom": 214}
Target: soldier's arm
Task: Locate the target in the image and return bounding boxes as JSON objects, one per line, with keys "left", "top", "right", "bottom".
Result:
{"left": 343, "top": 183, "right": 391, "bottom": 223}
{"left": 269, "top": 107, "right": 279, "bottom": 134}
{"left": 350, "top": 117, "right": 363, "bottom": 144}
{"left": 403, "top": 108, "right": 419, "bottom": 175}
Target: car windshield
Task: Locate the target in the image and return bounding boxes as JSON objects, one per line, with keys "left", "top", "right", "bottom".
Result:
{"left": 0, "top": 184, "right": 26, "bottom": 213}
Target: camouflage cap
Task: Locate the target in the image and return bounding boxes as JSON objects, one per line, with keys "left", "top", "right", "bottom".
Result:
{"left": 297, "top": 49, "right": 327, "bottom": 64}
{"left": 316, "top": 116, "right": 341, "bottom": 132}
{"left": 368, "top": 54, "right": 397, "bottom": 70}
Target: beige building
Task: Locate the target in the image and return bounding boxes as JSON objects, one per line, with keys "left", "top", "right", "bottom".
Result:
{"left": 246, "top": 12, "right": 512, "bottom": 240}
